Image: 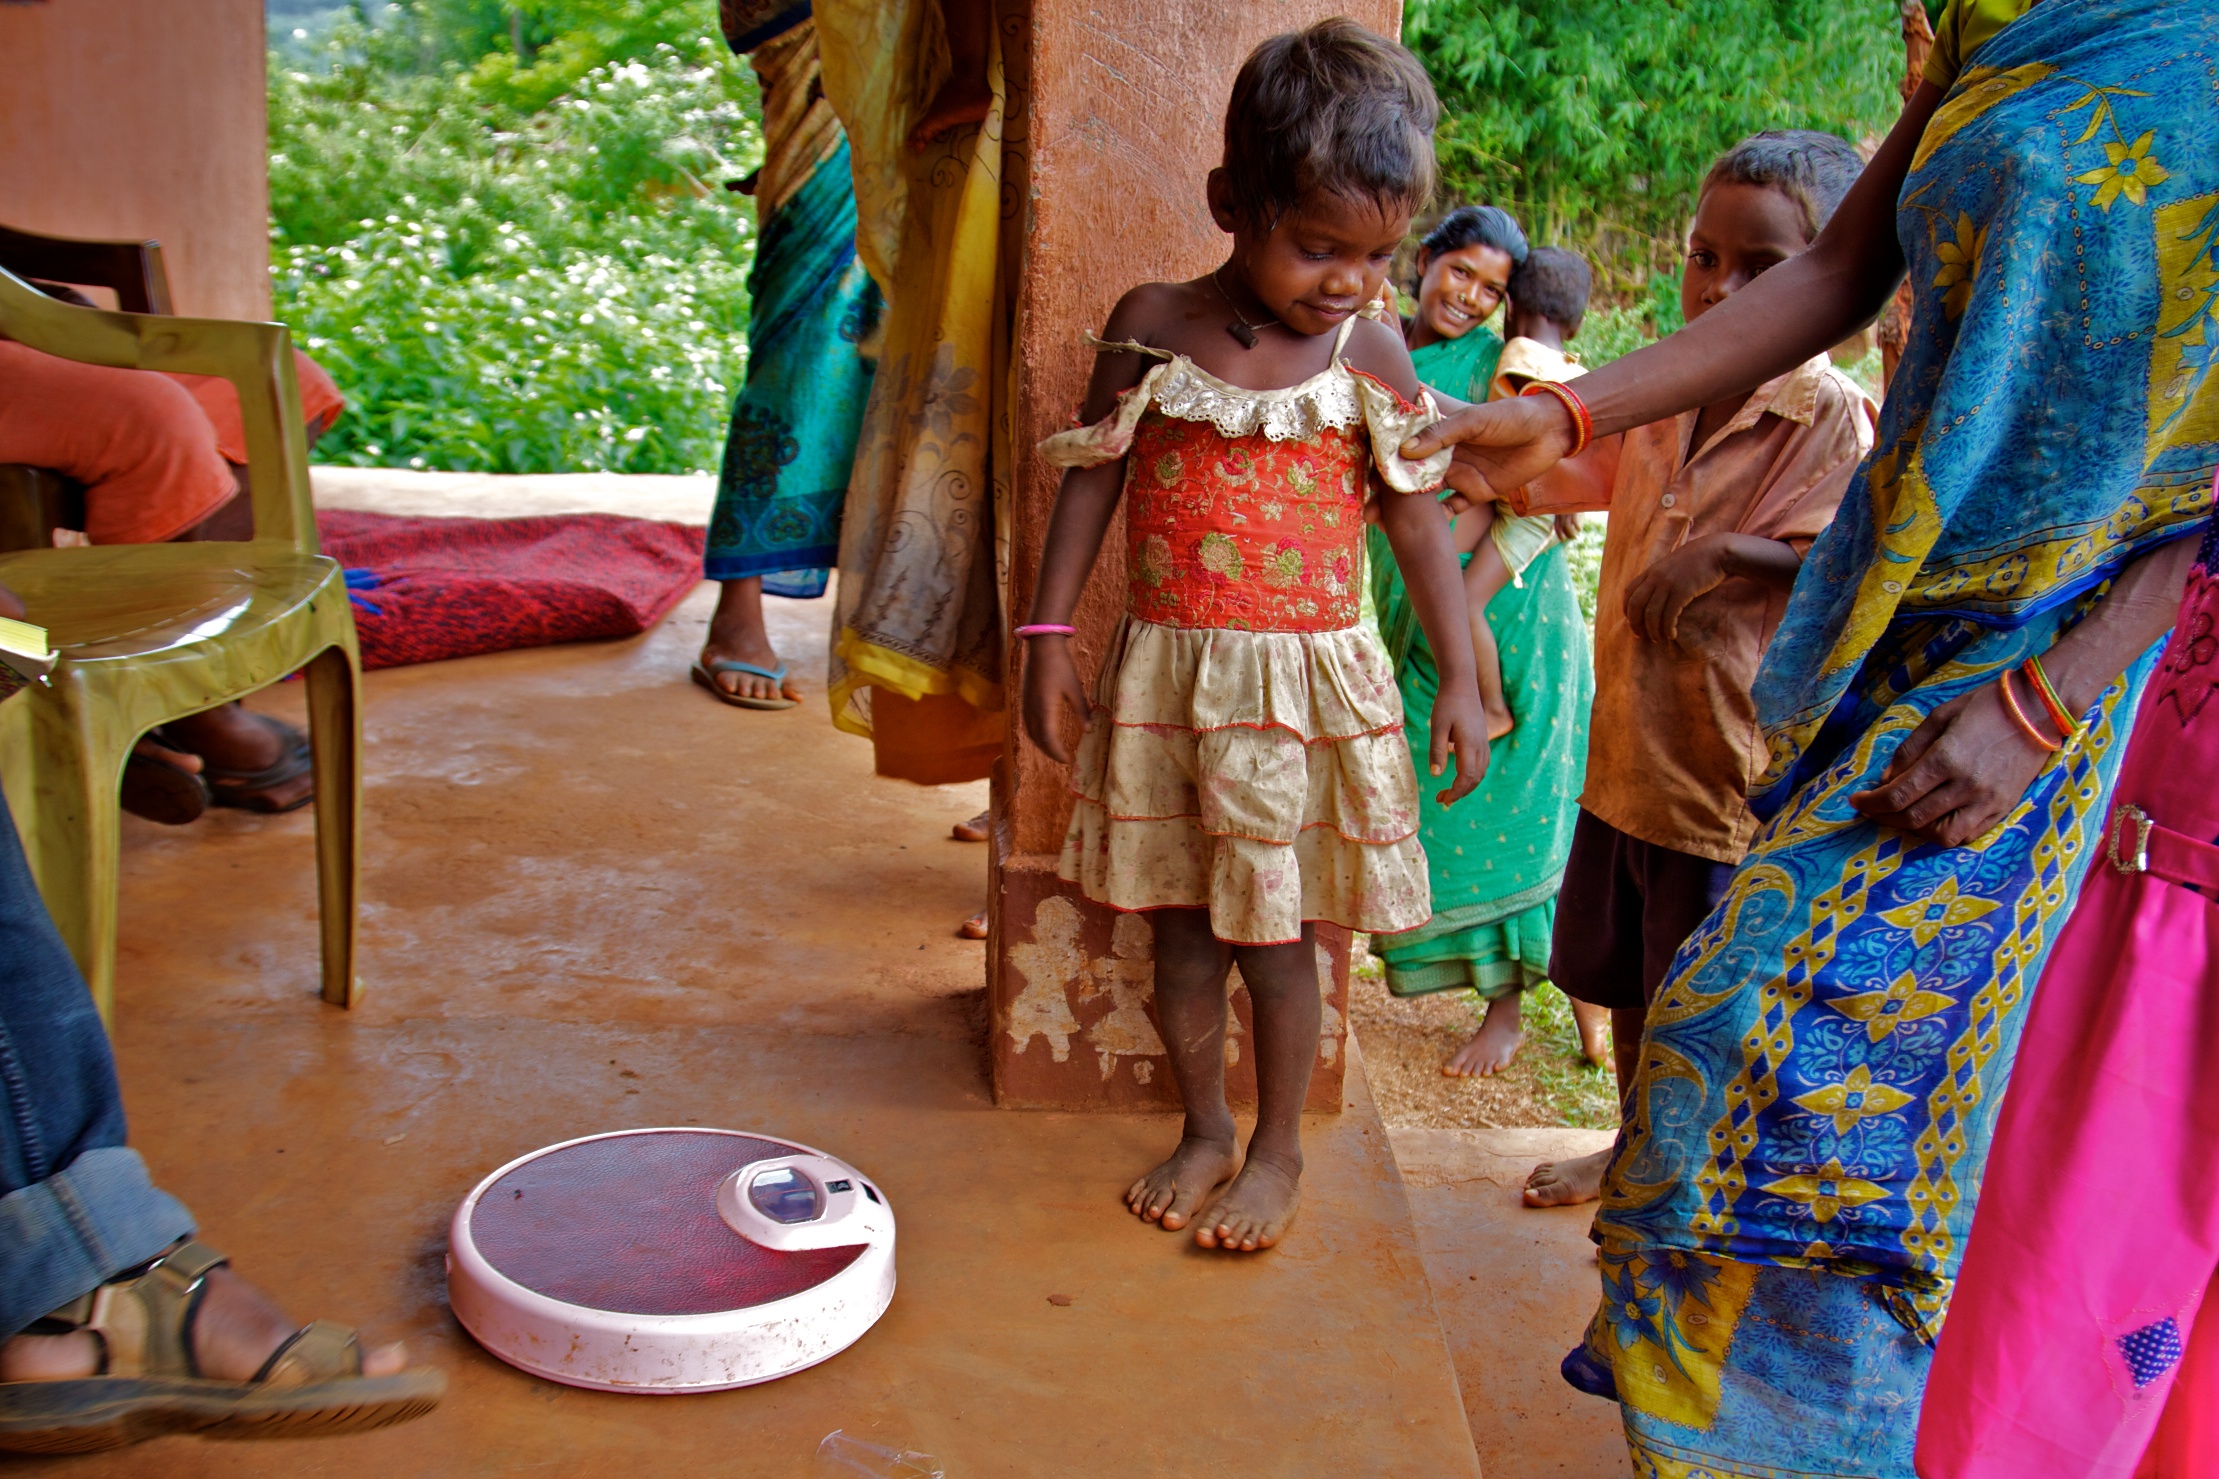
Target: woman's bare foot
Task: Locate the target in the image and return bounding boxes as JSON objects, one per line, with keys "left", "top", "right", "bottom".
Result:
{"left": 701, "top": 577, "right": 799, "bottom": 704}
{"left": 1442, "top": 992, "right": 1523, "bottom": 1077}
{"left": 1194, "top": 1150, "right": 1301, "bottom": 1252}
{"left": 0, "top": 1266, "right": 407, "bottom": 1383}
{"left": 952, "top": 809, "right": 991, "bottom": 842}
{"left": 957, "top": 908, "right": 988, "bottom": 939}
{"left": 1570, "top": 998, "right": 1612, "bottom": 1067}
{"left": 1523, "top": 1147, "right": 1611, "bottom": 1209}
{"left": 1126, "top": 1134, "right": 1239, "bottom": 1232}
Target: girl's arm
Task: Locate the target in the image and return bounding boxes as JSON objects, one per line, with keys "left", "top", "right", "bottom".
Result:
{"left": 1021, "top": 295, "right": 1159, "bottom": 762}
{"left": 1851, "top": 535, "right": 2201, "bottom": 845}
{"left": 1375, "top": 485, "right": 1489, "bottom": 803}
{"left": 1404, "top": 80, "right": 1948, "bottom": 503}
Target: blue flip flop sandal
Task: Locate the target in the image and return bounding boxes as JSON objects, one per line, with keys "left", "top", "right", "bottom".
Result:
{"left": 691, "top": 657, "right": 798, "bottom": 711}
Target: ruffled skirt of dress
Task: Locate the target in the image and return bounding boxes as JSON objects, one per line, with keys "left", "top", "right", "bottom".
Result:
{"left": 1058, "top": 616, "right": 1431, "bottom": 945}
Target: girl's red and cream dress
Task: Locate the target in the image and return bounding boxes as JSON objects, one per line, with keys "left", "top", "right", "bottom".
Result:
{"left": 1037, "top": 315, "right": 1452, "bottom": 945}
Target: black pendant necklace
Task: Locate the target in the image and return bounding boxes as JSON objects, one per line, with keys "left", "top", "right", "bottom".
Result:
{"left": 1213, "top": 268, "right": 1276, "bottom": 349}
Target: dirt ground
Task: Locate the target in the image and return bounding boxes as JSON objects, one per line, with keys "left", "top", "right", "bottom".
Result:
{"left": 1347, "top": 940, "right": 1617, "bottom": 1132}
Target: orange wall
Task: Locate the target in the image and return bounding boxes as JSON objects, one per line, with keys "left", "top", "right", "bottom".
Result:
{"left": 0, "top": 0, "right": 271, "bottom": 319}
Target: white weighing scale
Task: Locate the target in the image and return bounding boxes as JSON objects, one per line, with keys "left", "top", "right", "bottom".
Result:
{"left": 448, "top": 1128, "right": 896, "bottom": 1392}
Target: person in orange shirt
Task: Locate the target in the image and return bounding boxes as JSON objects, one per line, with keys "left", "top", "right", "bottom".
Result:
{"left": 1523, "top": 131, "right": 1878, "bottom": 1208}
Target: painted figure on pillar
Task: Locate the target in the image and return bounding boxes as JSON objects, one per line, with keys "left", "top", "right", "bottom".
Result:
{"left": 1022, "top": 20, "right": 1488, "bottom": 1253}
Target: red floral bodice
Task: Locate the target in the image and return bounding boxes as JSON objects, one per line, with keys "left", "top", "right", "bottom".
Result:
{"left": 1121, "top": 411, "right": 1365, "bottom": 632}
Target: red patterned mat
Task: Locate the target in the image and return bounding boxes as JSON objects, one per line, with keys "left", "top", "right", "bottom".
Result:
{"left": 317, "top": 509, "right": 706, "bottom": 670}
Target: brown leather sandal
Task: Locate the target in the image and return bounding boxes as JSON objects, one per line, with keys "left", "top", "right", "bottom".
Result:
{"left": 0, "top": 1240, "right": 444, "bottom": 1453}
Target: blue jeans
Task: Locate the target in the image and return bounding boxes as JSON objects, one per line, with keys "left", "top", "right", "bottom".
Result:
{"left": 0, "top": 788, "right": 192, "bottom": 1339}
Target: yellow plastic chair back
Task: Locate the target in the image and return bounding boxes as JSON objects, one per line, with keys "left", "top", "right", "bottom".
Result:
{"left": 0, "top": 266, "right": 361, "bottom": 1017}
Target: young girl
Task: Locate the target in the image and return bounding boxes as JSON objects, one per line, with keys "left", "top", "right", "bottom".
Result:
{"left": 1021, "top": 19, "right": 1488, "bottom": 1254}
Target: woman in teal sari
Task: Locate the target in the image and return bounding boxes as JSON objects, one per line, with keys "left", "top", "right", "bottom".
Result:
{"left": 1404, "top": 1, "right": 2219, "bottom": 1472}
{"left": 1371, "top": 205, "right": 1598, "bottom": 1077}
{"left": 694, "top": 2, "right": 883, "bottom": 710}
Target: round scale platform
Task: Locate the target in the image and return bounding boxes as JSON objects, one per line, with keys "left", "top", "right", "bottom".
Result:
{"left": 448, "top": 1128, "right": 896, "bottom": 1392}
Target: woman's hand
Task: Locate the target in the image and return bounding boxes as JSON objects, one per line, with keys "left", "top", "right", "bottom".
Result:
{"left": 1021, "top": 636, "right": 1090, "bottom": 764}
{"left": 1428, "top": 683, "right": 1489, "bottom": 804}
{"left": 0, "top": 582, "right": 23, "bottom": 621}
{"left": 1624, "top": 537, "right": 1731, "bottom": 646}
{"left": 1848, "top": 683, "right": 2053, "bottom": 846}
{"left": 1400, "top": 395, "right": 1579, "bottom": 515}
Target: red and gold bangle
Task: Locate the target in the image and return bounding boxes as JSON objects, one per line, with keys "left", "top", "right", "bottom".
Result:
{"left": 1997, "top": 669, "right": 2063, "bottom": 754}
{"left": 1519, "top": 379, "right": 1593, "bottom": 458}
{"left": 2020, "top": 656, "right": 2084, "bottom": 744}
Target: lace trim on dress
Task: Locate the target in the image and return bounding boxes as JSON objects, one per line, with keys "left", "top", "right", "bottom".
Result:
{"left": 1036, "top": 337, "right": 1451, "bottom": 494}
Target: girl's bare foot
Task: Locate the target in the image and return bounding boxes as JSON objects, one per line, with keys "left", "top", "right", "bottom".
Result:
{"left": 1483, "top": 697, "right": 1515, "bottom": 743}
{"left": 0, "top": 1267, "right": 408, "bottom": 1383}
{"left": 1194, "top": 1151, "right": 1301, "bottom": 1252}
{"left": 1570, "top": 998, "right": 1612, "bottom": 1067}
{"left": 957, "top": 908, "right": 988, "bottom": 939}
{"left": 1442, "top": 992, "right": 1523, "bottom": 1077}
{"left": 952, "top": 809, "right": 991, "bottom": 842}
{"left": 1523, "top": 1146, "right": 1611, "bottom": 1209}
{"left": 1126, "top": 1135, "right": 1239, "bottom": 1231}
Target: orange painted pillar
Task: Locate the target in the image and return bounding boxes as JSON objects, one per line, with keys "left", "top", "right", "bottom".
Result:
{"left": 0, "top": 0, "right": 270, "bottom": 320}
{"left": 989, "top": 1, "right": 1403, "bottom": 1109}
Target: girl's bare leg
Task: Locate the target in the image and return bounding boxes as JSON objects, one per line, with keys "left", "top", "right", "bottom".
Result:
{"left": 1195, "top": 927, "right": 1321, "bottom": 1252}
{"left": 1126, "top": 908, "right": 1240, "bottom": 1231}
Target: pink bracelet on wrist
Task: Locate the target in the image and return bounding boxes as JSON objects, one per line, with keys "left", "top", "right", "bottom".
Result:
{"left": 1013, "top": 623, "right": 1077, "bottom": 639}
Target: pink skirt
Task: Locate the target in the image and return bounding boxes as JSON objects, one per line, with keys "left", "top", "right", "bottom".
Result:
{"left": 1918, "top": 531, "right": 2219, "bottom": 1478}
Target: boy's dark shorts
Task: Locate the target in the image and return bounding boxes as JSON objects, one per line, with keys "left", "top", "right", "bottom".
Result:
{"left": 1550, "top": 808, "right": 1738, "bottom": 1011}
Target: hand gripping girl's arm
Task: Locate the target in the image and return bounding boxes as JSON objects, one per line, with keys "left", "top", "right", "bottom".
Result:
{"left": 1345, "top": 317, "right": 1489, "bottom": 804}
{"left": 1020, "top": 293, "right": 1161, "bottom": 763}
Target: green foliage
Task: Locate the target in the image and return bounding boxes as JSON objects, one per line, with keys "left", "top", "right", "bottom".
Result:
{"left": 269, "top": 7, "right": 763, "bottom": 473}
{"left": 1406, "top": 0, "right": 1902, "bottom": 300}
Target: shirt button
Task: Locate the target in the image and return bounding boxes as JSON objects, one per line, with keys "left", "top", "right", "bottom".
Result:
{"left": 1660, "top": 493, "right": 1677, "bottom": 508}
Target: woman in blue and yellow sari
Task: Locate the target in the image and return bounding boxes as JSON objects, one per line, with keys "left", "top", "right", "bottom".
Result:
{"left": 1404, "top": 1, "right": 2219, "bottom": 1472}
{"left": 695, "top": 1, "right": 883, "bottom": 709}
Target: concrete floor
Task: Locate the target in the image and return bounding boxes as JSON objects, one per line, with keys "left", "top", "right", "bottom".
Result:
{"left": 22, "top": 471, "right": 1630, "bottom": 1475}
{"left": 1391, "top": 1129, "right": 1630, "bottom": 1478}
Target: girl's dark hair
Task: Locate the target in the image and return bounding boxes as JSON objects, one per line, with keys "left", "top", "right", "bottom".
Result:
{"left": 1222, "top": 18, "right": 1439, "bottom": 228}
{"left": 1420, "top": 205, "right": 1529, "bottom": 268}
{"left": 1701, "top": 130, "right": 1866, "bottom": 240}
{"left": 1508, "top": 247, "right": 1591, "bottom": 335}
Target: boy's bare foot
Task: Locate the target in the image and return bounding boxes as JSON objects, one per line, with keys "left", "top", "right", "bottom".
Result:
{"left": 952, "top": 809, "right": 991, "bottom": 842}
{"left": 1442, "top": 992, "right": 1522, "bottom": 1077}
{"left": 1195, "top": 1151, "right": 1300, "bottom": 1252}
{"left": 1523, "top": 1147, "right": 1611, "bottom": 1209}
{"left": 908, "top": 75, "right": 994, "bottom": 149}
{"left": 1570, "top": 998, "right": 1612, "bottom": 1067}
{"left": 1483, "top": 697, "right": 1515, "bottom": 743}
{"left": 0, "top": 1266, "right": 409, "bottom": 1383}
{"left": 1126, "top": 1135, "right": 1239, "bottom": 1232}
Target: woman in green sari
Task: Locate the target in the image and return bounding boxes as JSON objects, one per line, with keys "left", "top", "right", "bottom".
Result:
{"left": 1370, "top": 206, "right": 1599, "bottom": 1077}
